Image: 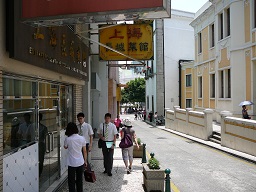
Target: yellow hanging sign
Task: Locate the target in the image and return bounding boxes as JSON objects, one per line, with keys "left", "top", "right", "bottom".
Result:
{"left": 99, "top": 24, "right": 153, "bottom": 61}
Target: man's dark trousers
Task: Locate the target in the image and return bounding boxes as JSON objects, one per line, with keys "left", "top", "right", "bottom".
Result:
{"left": 102, "top": 142, "right": 114, "bottom": 174}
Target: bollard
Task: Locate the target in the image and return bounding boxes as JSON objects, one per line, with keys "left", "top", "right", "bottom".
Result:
{"left": 142, "top": 143, "right": 147, "bottom": 163}
{"left": 165, "top": 169, "right": 171, "bottom": 192}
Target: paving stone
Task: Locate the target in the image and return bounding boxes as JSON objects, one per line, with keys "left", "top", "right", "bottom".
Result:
{"left": 58, "top": 140, "right": 144, "bottom": 192}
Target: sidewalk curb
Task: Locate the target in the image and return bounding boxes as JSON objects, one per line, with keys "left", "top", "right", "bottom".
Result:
{"left": 157, "top": 127, "right": 256, "bottom": 164}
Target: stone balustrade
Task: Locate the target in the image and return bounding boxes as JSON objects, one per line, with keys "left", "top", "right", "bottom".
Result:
{"left": 165, "top": 106, "right": 214, "bottom": 140}
{"left": 221, "top": 112, "right": 256, "bottom": 156}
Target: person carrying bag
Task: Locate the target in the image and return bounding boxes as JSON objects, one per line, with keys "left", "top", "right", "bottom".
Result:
{"left": 120, "top": 120, "right": 139, "bottom": 174}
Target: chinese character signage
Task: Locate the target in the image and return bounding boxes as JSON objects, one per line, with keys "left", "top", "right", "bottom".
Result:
{"left": 7, "top": 0, "right": 88, "bottom": 80}
{"left": 99, "top": 24, "right": 153, "bottom": 61}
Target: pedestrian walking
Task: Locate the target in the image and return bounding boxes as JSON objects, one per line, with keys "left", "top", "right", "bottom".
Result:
{"left": 114, "top": 115, "right": 122, "bottom": 135}
{"left": 97, "top": 113, "right": 118, "bottom": 176}
{"left": 143, "top": 110, "right": 146, "bottom": 121}
{"left": 64, "top": 122, "right": 87, "bottom": 192}
{"left": 77, "top": 112, "right": 94, "bottom": 161}
{"left": 120, "top": 120, "right": 139, "bottom": 174}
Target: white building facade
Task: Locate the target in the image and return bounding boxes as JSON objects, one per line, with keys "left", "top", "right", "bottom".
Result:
{"left": 189, "top": 0, "right": 256, "bottom": 121}
{"left": 145, "top": 10, "right": 195, "bottom": 117}
{"left": 164, "top": 10, "right": 195, "bottom": 109}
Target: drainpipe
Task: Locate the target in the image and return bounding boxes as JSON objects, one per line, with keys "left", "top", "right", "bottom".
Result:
{"left": 162, "top": 19, "right": 165, "bottom": 114}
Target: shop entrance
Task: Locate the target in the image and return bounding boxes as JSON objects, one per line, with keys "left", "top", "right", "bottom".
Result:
{"left": 2, "top": 76, "right": 73, "bottom": 192}
{"left": 38, "top": 83, "right": 60, "bottom": 191}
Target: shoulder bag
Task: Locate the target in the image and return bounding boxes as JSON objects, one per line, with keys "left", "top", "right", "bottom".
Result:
{"left": 98, "top": 124, "right": 105, "bottom": 148}
{"left": 119, "top": 129, "right": 133, "bottom": 149}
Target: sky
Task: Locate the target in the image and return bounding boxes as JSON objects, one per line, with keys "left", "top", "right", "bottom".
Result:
{"left": 171, "top": 0, "right": 209, "bottom": 13}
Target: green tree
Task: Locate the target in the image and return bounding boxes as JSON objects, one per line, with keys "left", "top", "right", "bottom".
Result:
{"left": 121, "top": 78, "right": 145, "bottom": 103}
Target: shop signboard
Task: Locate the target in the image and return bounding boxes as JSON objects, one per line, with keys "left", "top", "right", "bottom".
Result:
{"left": 21, "top": 0, "right": 171, "bottom": 26}
{"left": 7, "top": 0, "right": 88, "bottom": 80}
{"left": 99, "top": 24, "right": 153, "bottom": 61}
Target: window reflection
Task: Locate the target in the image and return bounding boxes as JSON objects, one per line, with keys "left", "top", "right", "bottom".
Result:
{"left": 3, "top": 78, "right": 73, "bottom": 155}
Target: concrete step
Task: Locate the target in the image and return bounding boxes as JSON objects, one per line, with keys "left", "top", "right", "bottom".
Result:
{"left": 212, "top": 131, "right": 221, "bottom": 136}
{"left": 209, "top": 137, "right": 221, "bottom": 144}
{"left": 212, "top": 134, "right": 221, "bottom": 141}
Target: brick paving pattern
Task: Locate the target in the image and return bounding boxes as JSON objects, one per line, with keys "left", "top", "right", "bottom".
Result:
{"left": 58, "top": 140, "right": 144, "bottom": 192}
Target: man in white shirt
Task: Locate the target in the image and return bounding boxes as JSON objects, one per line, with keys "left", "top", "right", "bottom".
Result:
{"left": 97, "top": 113, "right": 117, "bottom": 176}
{"left": 77, "top": 112, "right": 94, "bottom": 155}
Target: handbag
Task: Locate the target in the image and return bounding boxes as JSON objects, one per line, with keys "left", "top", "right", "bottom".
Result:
{"left": 98, "top": 124, "right": 105, "bottom": 148}
{"left": 84, "top": 164, "right": 96, "bottom": 183}
{"left": 119, "top": 129, "right": 133, "bottom": 149}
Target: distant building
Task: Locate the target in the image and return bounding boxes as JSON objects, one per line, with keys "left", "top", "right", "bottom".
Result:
{"left": 145, "top": 10, "right": 195, "bottom": 117}
{"left": 119, "top": 62, "right": 144, "bottom": 84}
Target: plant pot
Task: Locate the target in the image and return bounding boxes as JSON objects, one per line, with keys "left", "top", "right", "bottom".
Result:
{"left": 142, "top": 163, "right": 165, "bottom": 192}
{"left": 133, "top": 144, "right": 143, "bottom": 158}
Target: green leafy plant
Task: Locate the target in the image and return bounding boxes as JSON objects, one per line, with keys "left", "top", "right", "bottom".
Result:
{"left": 137, "top": 138, "right": 142, "bottom": 145}
{"left": 148, "top": 157, "right": 160, "bottom": 170}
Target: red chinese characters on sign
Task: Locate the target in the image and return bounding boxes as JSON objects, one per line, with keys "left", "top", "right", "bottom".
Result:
{"left": 100, "top": 24, "right": 153, "bottom": 61}
{"left": 109, "top": 29, "right": 124, "bottom": 39}
{"left": 127, "top": 27, "right": 143, "bottom": 39}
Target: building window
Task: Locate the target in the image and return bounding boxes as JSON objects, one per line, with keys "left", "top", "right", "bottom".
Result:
{"left": 226, "top": 69, "right": 231, "bottom": 98}
{"left": 198, "top": 76, "right": 202, "bottom": 98}
{"left": 226, "top": 8, "right": 231, "bottom": 36}
{"left": 186, "top": 74, "right": 192, "bottom": 87}
{"left": 3, "top": 78, "right": 73, "bottom": 155}
{"left": 219, "top": 70, "right": 224, "bottom": 98}
{"left": 147, "top": 96, "right": 149, "bottom": 110}
{"left": 219, "top": 13, "right": 224, "bottom": 40}
{"left": 210, "top": 23, "right": 215, "bottom": 48}
{"left": 198, "top": 32, "right": 202, "bottom": 54}
{"left": 186, "top": 99, "right": 192, "bottom": 108}
{"left": 219, "top": 69, "right": 231, "bottom": 98}
{"left": 210, "top": 74, "right": 215, "bottom": 98}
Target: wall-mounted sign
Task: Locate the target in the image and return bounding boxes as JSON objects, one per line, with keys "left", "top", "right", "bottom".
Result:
{"left": 99, "top": 24, "right": 153, "bottom": 61}
{"left": 7, "top": 0, "right": 88, "bottom": 80}
{"left": 21, "top": 0, "right": 171, "bottom": 26}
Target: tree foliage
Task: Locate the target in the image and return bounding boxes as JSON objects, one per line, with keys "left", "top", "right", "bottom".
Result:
{"left": 121, "top": 78, "right": 145, "bottom": 103}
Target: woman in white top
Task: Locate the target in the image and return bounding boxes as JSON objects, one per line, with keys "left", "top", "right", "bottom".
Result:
{"left": 64, "top": 122, "right": 87, "bottom": 192}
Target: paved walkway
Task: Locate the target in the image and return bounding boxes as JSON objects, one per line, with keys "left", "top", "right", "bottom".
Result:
{"left": 128, "top": 115, "right": 256, "bottom": 192}
{"left": 58, "top": 139, "right": 144, "bottom": 192}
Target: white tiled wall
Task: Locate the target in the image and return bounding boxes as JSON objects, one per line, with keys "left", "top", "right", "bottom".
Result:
{"left": 60, "top": 130, "right": 68, "bottom": 176}
{"left": 3, "top": 143, "right": 39, "bottom": 192}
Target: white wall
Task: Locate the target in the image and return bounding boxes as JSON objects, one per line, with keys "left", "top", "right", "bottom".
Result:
{"left": 145, "top": 60, "right": 156, "bottom": 113}
{"left": 89, "top": 23, "right": 109, "bottom": 129}
{"left": 91, "top": 55, "right": 108, "bottom": 129}
{"left": 164, "top": 10, "right": 195, "bottom": 109}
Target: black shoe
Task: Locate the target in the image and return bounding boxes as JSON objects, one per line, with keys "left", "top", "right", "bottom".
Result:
{"left": 103, "top": 170, "right": 107, "bottom": 174}
{"left": 108, "top": 173, "right": 112, "bottom": 176}
{"left": 127, "top": 170, "right": 131, "bottom": 174}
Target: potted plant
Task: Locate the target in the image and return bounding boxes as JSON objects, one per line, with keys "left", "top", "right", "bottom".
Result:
{"left": 142, "top": 153, "right": 165, "bottom": 192}
{"left": 133, "top": 138, "right": 143, "bottom": 158}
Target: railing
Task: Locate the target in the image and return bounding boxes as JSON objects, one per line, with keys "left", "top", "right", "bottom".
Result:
{"left": 165, "top": 106, "right": 214, "bottom": 140}
{"left": 46, "top": 131, "right": 58, "bottom": 153}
